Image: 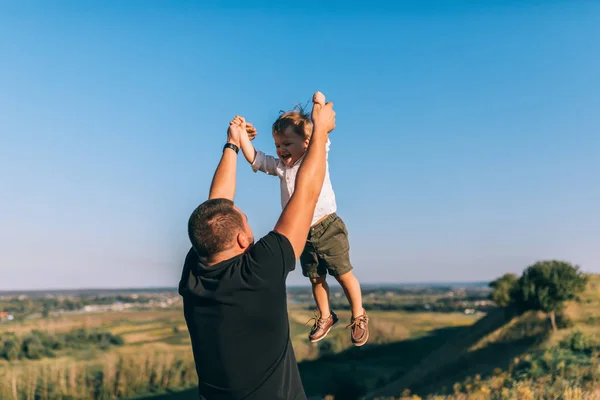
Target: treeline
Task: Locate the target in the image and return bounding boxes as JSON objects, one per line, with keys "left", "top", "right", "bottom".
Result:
{"left": 0, "top": 328, "right": 124, "bottom": 361}
{"left": 321, "top": 302, "right": 493, "bottom": 313}
{"left": 325, "top": 296, "right": 494, "bottom": 314}
{"left": 489, "top": 260, "right": 588, "bottom": 331}
{"left": 0, "top": 295, "right": 155, "bottom": 319}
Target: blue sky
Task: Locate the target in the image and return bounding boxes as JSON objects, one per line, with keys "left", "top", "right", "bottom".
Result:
{"left": 1, "top": 1, "right": 598, "bottom": 290}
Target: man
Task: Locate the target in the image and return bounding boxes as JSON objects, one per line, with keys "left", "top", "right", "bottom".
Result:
{"left": 178, "top": 92, "right": 336, "bottom": 399}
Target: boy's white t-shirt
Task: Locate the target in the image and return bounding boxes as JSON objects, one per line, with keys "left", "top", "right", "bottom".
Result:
{"left": 251, "top": 139, "right": 336, "bottom": 226}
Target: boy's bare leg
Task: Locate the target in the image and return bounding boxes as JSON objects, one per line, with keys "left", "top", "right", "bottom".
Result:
{"left": 307, "top": 275, "right": 339, "bottom": 342}
{"left": 310, "top": 275, "right": 331, "bottom": 319}
{"left": 335, "top": 271, "right": 364, "bottom": 318}
{"left": 336, "top": 270, "right": 368, "bottom": 346}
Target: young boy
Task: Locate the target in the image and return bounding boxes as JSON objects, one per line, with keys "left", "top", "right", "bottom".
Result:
{"left": 239, "top": 92, "right": 369, "bottom": 346}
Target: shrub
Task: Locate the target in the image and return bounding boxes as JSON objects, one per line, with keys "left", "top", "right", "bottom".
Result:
{"left": 1, "top": 336, "right": 21, "bottom": 361}
{"left": 0, "top": 328, "right": 124, "bottom": 361}
{"left": 22, "top": 334, "right": 48, "bottom": 359}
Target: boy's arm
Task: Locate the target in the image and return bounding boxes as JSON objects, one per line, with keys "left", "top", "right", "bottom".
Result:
{"left": 239, "top": 123, "right": 258, "bottom": 165}
{"left": 240, "top": 121, "right": 279, "bottom": 176}
{"left": 252, "top": 152, "right": 279, "bottom": 176}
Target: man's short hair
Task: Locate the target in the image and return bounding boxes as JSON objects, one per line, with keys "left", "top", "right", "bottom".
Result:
{"left": 188, "top": 199, "right": 244, "bottom": 259}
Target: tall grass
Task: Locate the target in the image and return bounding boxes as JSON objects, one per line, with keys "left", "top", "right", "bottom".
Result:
{"left": 377, "top": 379, "right": 600, "bottom": 400}
{"left": 0, "top": 348, "right": 197, "bottom": 400}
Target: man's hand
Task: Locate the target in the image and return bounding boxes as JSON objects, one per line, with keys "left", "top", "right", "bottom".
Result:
{"left": 246, "top": 122, "right": 257, "bottom": 141}
{"left": 311, "top": 91, "right": 336, "bottom": 134}
{"left": 227, "top": 115, "right": 247, "bottom": 147}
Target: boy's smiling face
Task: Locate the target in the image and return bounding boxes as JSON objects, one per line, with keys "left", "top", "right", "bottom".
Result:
{"left": 273, "top": 126, "right": 310, "bottom": 167}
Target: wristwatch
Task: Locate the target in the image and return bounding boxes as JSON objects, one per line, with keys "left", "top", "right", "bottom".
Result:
{"left": 223, "top": 142, "right": 239, "bottom": 154}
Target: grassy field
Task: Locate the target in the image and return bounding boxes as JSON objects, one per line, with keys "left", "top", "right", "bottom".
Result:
{"left": 0, "top": 300, "right": 481, "bottom": 400}
{"left": 3, "top": 275, "right": 596, "bottom": 399}
{"left": 0, "top": 309, "right": 197, "bottom": 400}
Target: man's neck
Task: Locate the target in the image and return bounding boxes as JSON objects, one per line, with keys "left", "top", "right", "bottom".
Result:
{"left": 202, "top": 248, "right": 244, "bottom": 267}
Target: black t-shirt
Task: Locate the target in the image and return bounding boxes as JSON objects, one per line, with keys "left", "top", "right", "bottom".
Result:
{"left": 178, "top": 231, "right": 307, "bottom": 400}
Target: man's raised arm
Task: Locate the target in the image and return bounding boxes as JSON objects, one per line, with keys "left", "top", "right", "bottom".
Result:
{"left": 274, "top": 92, "right": 336, "bottom": 258}
{"left": 208, "top": 116, "right": 245, "bottom": 200}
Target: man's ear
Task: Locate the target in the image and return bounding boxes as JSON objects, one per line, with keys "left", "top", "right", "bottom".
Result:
{"left": 237, "top": 231, "right": 249, "bottom": 249}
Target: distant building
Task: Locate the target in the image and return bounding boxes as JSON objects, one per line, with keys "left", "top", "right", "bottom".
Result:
{"left": 0, "top": 312, "right": 14, "bottom": 321}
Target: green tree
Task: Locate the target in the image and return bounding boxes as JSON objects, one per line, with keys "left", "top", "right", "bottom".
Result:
{"left": 515, "top": 260, "right": 588, "bottom": 331}
{"left": 489, "top": 273, "right": 519, "bottom": 307}
{"left": 4, "top": 338, "right": 20, "bottom": 360}
{"left": 1, "top": 335, "right": 21, "bottom": 361}
{"left": 22, "top": 335, "right": 45, "bottom": 359}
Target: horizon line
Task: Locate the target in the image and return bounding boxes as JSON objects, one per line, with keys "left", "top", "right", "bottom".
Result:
{"left": 0, "top": 280, "right": 494, "bottom": 293}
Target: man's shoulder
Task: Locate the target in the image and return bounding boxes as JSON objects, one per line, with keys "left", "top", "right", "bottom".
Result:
{"left": 178, "top": 247, "right": 196, "bottom": 296}
{"left": 253, "top": 230, "right": 294, "bottom": 255}
{"left": 248, "top": 231, "right": 296, "bottom": 274}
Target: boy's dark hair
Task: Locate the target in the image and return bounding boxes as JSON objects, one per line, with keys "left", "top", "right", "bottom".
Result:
{"left": 188, "top": 199, "right": 244, "bottom": 259}
{"left": 272, "top": 102, "right": 313, "bottom": 139}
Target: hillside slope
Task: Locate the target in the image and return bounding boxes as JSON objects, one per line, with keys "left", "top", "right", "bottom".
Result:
{"left": 363, "top": 274, "right": 600, "bottom": 399}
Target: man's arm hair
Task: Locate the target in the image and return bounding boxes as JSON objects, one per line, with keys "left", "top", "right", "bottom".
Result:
{"left": 207, "top": 117, "right": 246, "bottom": 200}
{"left": 208, "top": 145, "right": 238, "bottom": 201}
{"left": 273, "top": 127, "right": 329, "bottom": 258}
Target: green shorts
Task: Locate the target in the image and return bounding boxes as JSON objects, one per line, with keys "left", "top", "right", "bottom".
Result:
{"left": 300, "top": 213, "right": 354, "bottom": 279}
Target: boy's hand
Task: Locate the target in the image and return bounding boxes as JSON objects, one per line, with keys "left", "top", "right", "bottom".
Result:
{"left": 311, "top": 91, "right": 335, "bottom": 133}
{"left": 227, "top": 115, "right": 246, "bottom": 147}
{"left": 313, "top": 91, "right": 325, "bottom": 106}
{"left": 246, "top": 122, "right": 257, "bottom": 141}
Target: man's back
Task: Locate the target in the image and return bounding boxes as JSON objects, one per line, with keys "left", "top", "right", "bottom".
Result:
{"left": 179, "top": 231, "right": 306, "bottom": 400}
